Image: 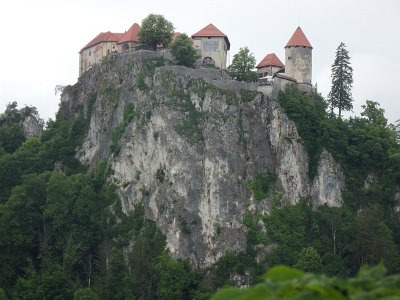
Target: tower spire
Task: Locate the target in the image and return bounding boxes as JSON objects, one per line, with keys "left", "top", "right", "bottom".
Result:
{"left": 285, "top": 26, "right": 312, "bottom": 48}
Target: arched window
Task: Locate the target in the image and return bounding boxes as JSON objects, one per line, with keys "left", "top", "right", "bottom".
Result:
{"left": 122, "top": 43, "right": 130, "bottom": 52}
{"left": 202, "top": 57, "right": 215, "bottom": 66}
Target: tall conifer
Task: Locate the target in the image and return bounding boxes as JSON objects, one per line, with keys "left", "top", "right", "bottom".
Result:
{"left": 328, "top": 42, "right": 353, "bottom": 118}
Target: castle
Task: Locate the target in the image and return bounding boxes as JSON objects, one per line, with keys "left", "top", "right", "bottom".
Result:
{"left": 79, "top": 23, "right": 141, "bottom": 75}
{"left": 79, "top": 23, "right": 229, "bottom": 76}
{"left": 256, "top": 26, "right": 313, "bottom": 94}
{"left": 79, "top": 22, "right": 312, "bottom": 93}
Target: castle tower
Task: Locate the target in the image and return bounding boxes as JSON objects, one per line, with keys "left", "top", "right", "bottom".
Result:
{"left": 256, "top": 53, "right": 284, "bottom": 79}
{"left": 192, "top": 23, "right": 230, "bottom": 69}
{"left": 284, "top": 27, "right": 312, "bottom": 85}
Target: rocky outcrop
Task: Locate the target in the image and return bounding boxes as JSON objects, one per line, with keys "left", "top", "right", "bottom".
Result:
{"left": 22, "top": 115, "right": 42, "bottom": 137}
{"left": 62, "top": 50, "right": 345, "bottom": 267}
{"left": 310, "top": 149, "right": 345, "bottom": 207}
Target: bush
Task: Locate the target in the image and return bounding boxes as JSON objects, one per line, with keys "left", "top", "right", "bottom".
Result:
{"left": 171, "top": 33, "right": 199, "bottom": 67}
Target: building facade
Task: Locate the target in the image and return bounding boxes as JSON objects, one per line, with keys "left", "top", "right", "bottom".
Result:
{"left": 191, "top": 23, "right": 230, "bottom": 70}
{"left": 256, "top": 53, "right": 285, "bottom": 79}
{"left": 79, "top": 23, "right": 141, "bottom": 75}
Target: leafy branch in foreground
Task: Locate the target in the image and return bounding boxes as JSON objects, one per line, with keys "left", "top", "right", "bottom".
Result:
{"left": 212, "top": 264, "right": 400, "bottom": 300}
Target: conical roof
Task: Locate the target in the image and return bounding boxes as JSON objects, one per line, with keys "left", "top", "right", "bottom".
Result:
{"left": 192, "top": 23, "right": 230, "bottom": 49}
{"left": 256, "top": 53, "right": 284, "bottom": 69}
{"left": 285, "top": 26, "right": 312, "bottom": 48}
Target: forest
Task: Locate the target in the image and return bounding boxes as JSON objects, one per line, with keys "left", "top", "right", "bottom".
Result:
{"left": 0, "top": 81, "right": 400, "bottom": 299}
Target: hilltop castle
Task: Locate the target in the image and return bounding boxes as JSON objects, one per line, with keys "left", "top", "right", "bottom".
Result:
{"left": 79, "top": 23, "right": 230, "bottom": 76}
{"left": 79, "top": 23, "right": 312, "bottom": 92}
{"left": 256, "top": 26, "right": 313, "bottom": 94}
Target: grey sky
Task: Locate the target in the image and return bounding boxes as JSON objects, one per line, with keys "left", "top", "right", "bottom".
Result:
{"left": 1, "top": 0, "right": 399, "bottom": 123}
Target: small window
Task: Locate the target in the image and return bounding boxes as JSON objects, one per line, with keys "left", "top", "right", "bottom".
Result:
{"left": 288, "top": 56, "right": 292, "bottom": 60}
{"left": 89, "top": 51, "right": 91, "bottom": 56}
{"left": 258, "top": 73, "right": 263, "bottom": 78}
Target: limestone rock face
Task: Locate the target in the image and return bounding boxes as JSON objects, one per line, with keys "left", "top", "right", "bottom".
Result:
{"left": 311, "top": 149, "right": 345, "bottom": 207}
{"left": 22, "top": 115, "right": 42, "bottom": 138}
{"left": 62, "top": 50, "right": 345, "bottom": 268}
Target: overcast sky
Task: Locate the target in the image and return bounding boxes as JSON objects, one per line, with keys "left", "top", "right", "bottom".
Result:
{"left": 1, "top": 0, "right": 399, "bottom": 123}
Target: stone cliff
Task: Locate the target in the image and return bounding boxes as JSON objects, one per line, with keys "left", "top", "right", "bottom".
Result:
{"left": 62, "top": 50, "right": 344, "bottom": 268}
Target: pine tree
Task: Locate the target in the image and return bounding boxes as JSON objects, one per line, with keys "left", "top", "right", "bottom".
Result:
{"left": 328, "top": 42, "right": 353, "bottom": 118}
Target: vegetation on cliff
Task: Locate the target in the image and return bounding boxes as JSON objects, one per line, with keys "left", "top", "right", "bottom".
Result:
{"left": 0, "top": 62, "right": 399, "bottom": 299}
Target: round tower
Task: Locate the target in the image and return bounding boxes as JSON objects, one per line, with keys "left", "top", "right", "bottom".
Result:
{"left": 284, "top": 26, "right": 312, "bottom": 85}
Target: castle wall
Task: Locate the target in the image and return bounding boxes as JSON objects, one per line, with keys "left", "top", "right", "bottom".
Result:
{"left": 285, "top": 46, "right": 312, "bottom": 85}
{"left": 79, "top": 41, "right": 118, "bottom": 75}
{"left": 192, "top": 37, "right": 228, "bottom": 69}
{"left": 257, "top": 66, "right": 281, "bottom": 78}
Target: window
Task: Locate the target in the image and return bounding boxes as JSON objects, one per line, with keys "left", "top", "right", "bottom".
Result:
{"left": 203, "top": 40, "right": 219, "bottom": 52}
{"left": 288, "top": 56, "right": 292, "bottom": 60}
{"left": 202, "top": 57, "right": 215, "bottom": 65}
{"left": 122, "top": 43, "right": 129, "bottom": 52}
{"left": 89, "top": 51, "right": 91, "bottom": 56}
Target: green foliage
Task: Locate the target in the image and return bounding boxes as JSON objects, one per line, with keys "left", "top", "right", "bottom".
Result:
{"left": 278, "top": 84, "right": 328, "bottom": 178}
{"left": 138, "top": 14, "right": 174, "bottom": 50}
{"left": 212, "top": 251, "right": 253, "bottom": 287}
{"left": 155, "top": 253, "right": 197, "bottom": 300}
{"left": 294, "top": 246, "right": 323, "bottom": 273}
{"left": 137, "top": 72, "right": 147, "bottom": 91}
{"left": 74, "top": 288, "right": 99, "bottom": 300}
{"left": 110, "top": 103, "right": 135, "bottom": 155}
{"left": 0, "top": 123, "right": 25, "bottom": 153}
{"left": 171, "top": 33, "right": 199, "bottom": 67}
{"left": 101, "top": 84, "right": 120, "bottom": 107}
{"left": 240, "top": 89, "right": 259, "bottom": 103}
{"left": 264, "top": 200, "right": 310, "bottom": 266}
{"left": 212, "top": 264, "right": 400, "bottom": 300}
{"left": 246, "top": 172, "right": 276, "bottom": 201}
{"left": 156, "top": 166, "right": 165, "bottom": 182}
{"left": 328, "top": 42, "right": 354, "bottom": 118}
{"left": 166, "top": 89, "right": 204, "bottom": 143}
{"left": 0, "top": 101, "right": 43, "bottom": 154}
{"left": 0, "top": 288, "right": 7, "bottom": 300}
{"left": 227, "top": 47, "right": 257, "bottom": 82}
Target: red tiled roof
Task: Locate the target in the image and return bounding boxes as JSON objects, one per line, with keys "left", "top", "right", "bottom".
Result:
{"left": 118, "top": 23, "right": 141, "bottom": 44}
{"left": 285, "top": 26, "right": 312, "bottom": 48}
{"left": 256, "top": 53, "right": 284, "bottom": 69}
{"left": 192, "top": 23, "right": 226, "bottom": 37}
{"left": 80, "top": 31, "right": 121, "bottom": 52}
{"left": 192, "top": 23, "right": 230, "bottom": 50}
{"left": 80, "top": 23, "right": 141, "bottom": 52}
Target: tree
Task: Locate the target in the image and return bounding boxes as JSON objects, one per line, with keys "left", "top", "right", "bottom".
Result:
{"left": 227, "top": 47, "right": 256, "bottom": 82}
{"left": 361, "top": 100, "right": 387, "bottom": 126}
{"left": 171, "top": 33, "right": 199, "bottom": 67}
{"left": 328, "top": 42, "right": 353, "bottom": 118}
{"left": 74, "top": 288, "right": 98, "bottom": 300}
{"left": 294, "top": 246, "right": 322, "bottom": 273}
{"left": 138, "top": 14, "right": 174, "bottom": 50}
